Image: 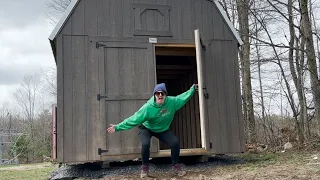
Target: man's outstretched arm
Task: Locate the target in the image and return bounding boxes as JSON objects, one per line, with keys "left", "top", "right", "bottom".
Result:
{"left": 108, "top": 104, "right": 149, "bottom": 133}
{"left": 174, "top": 84, "right": 197, "bottom": 111}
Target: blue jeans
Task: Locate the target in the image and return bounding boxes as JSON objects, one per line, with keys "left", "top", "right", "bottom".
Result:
{"left": 138, "top": 126, "right": 180, "bottom": 165}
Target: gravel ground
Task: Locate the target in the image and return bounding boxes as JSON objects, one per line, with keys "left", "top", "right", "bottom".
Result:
{"left": 49, "top": 155, "right": 244, "bottom": 180}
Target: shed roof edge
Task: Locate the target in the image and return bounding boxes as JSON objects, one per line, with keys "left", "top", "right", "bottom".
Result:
{"left": 212, "top": 0, "right": 243, "bottom": 45}
{"left": 48, "top": 0, "right": 80, "bottom": 41}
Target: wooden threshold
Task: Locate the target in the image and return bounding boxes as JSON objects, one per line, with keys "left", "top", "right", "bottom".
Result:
{"left": 156, "top": 148, "right": 209, "bottom": 157}
{"left": 100, "top": 148, "right": 210, "bottom": 162}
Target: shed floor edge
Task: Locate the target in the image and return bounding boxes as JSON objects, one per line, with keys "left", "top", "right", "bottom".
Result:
{"left": 100, "top": 148, "right": 211, "bottom": 162}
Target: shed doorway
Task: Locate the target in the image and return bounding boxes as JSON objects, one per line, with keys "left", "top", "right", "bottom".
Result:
{"left": 155, "top": 45, "right": 202, "bottom": 150}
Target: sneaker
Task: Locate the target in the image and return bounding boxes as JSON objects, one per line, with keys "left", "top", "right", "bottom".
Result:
{"left": 172, "top": 164, "right": 186, "bottom": 176}
{"left": 140, "top": 164, "right": 149, "bottom": 178}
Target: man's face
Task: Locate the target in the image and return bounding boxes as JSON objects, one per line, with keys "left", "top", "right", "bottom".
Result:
{"left": 155, "top": 91, "right": 166, "bottom": 104}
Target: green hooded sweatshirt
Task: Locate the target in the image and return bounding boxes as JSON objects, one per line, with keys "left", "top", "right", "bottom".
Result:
{"left": 114, "top": 85, "right": 196, "bottom": 133}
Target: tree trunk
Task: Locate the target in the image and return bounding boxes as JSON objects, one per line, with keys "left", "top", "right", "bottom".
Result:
{"left": 300, "top": 0, "right": 320, "bottom": 136}
{"left": 237, "top": 0, "right": 257, "bottom": 143}
{"left": 288, "top": 0, "right": 305, "bottom": 144}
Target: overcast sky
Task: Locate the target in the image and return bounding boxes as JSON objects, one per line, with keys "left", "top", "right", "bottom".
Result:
{"left": 0, "top": 0, "right": 56, "bottom": 106}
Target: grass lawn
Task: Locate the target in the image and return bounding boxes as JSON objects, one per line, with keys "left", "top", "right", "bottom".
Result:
{"left": 0, "top": 163, "right": 57, "bottom": 180}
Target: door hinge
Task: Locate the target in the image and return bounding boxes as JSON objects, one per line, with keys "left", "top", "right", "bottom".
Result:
{"left": 98, "top": 148, "right": 108, "bottom": 155}
{"left": 210, "top": 142, "right": 212, "bottom": 149}
{"left": 203, "top": 87, "right": 209, "bottom": 99}
{"left": 97, "top": 94, "right": 108, "bottom": 101}
{"left": 200, "top": 38, "right": 206, "bottom": 51}
{"left": 96, "top": 42, "right": 106, "bottom": 48}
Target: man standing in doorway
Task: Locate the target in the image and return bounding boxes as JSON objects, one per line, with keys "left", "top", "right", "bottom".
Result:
{"left": 107, "top": 83, "right": 198, "bottom": 178}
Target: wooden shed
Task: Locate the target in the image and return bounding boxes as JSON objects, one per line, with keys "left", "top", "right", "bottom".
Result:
{"left": 49, "top": 0, "right": 245, "bottom": 164}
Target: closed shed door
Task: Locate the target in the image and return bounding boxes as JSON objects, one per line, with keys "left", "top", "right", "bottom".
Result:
{"left": 98, "top": 41, "right": 158, "bottom": 155}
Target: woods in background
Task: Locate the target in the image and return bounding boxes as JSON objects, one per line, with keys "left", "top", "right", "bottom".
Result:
{"left": 0, "top": 68, "right": 56, "bottom": 163}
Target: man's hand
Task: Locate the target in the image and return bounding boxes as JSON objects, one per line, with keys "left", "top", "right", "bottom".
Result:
{"left": 107, "top": 124, "right": 115, "bottom": 133}
{"left": 193, "top": 84, "right": 199, "bottom": 91}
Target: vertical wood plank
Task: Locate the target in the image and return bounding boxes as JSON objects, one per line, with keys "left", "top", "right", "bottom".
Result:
{"left": 194, "top": 71, "right": 201, "bottom": 148}
{"left": 189, "top": 71, "right": 196, "bottom": 148}
{"left": 98, "top": 46, "right": 107, "bottom": 158}
{"left": 181, "top": 0, "right": 192, "bottom": 39}
{"left": 87, "top": 39, "right": 101, "bottom": 161}
{"left": 72, "top": 36, "right": 88, "bottom": 161}
{"left": 185, "top": 77, "right": 192, "bottom": 148}
{"left": 225, "top": 41, "right": 241, "bottom": 152}
{"left": 167, "top": 0, "right": 179, "bottom": 38}
{"left": 123, "top": 0, "right": 132, "bottom": 37}
{"left": 97, "top": 0, "right": 111, "bottom": 36}
{"left": 71, "top": 0, "right": 85, "bottom": 35}
{"left": 211, "top": 4, "right": 224, "bottom": 40}
{"left": 56, "top": 35, "right": 64, "bottom": 162}
{"left": 105, "top": 48, "right": 122, "bottom": 154}
{"left": 63, "top": 35, "right": 73, "bottom": 162}
{"left": 84, "top": 0, "right": 98, "bottom": 36}
{"left": 206, "top": 1, "right": 214, "bottom": 40}
{"left": 115, "top": 0, "right": 123, "bottom": 37}
{"left": 182, "top": 81, "right": 187, "bottom": 148}
{"left": 110, "top": 0, "right": 116, "bottom": 37}
{"left": 206, "top": 44, "right": 222, "bottom": 153}
{"left": 201, "top": 1, "right": 210, "bottom": 39}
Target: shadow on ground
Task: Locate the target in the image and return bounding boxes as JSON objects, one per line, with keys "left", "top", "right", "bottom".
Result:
{"left": 49, "top": 155, "right": 244, "bottom": 180}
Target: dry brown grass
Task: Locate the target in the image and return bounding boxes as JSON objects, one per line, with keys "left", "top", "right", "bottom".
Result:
{"left": 98, "top": 151, "right": 320, "bottom": 180}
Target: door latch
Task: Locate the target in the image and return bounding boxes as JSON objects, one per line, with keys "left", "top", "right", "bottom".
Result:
{"left": 97, "top": 94, "right": 108, "bottom": 101}
{"left": 98, "top": 148, "right": 108, "bottom": 155}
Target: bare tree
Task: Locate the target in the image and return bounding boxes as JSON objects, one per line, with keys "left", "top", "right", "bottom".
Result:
{"left": 300, "top": 0, "right": 320, "bottom": 137}
{"left": 237, "top": 0, "right": 257, "bottom": 143}
{"left": 41, "top": 66, "right": 57, "bottom": 98}
{"left": 13, "top": 75, "right": 41, "bottom": 136}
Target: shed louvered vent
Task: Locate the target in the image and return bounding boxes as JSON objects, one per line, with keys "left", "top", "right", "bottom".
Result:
{"left": 132, "top": 3, "right": 172, "bottom": 37}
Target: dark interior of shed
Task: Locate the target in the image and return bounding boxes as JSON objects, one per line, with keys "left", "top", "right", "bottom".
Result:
{"left": 155, "top": 46, "right": 202, "bottom": 150}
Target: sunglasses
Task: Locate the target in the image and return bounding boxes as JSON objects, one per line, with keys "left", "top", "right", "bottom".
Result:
{"left": 155, "top": 91, "right": 166, "bottom": 96}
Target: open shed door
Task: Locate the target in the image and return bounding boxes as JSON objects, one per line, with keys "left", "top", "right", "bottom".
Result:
{"left": 195, "top": 29, "right": 245, "bottom": 154}
{"left": 97, "top": 41, "right": 158, "bottom": 156}
{"left": 194, "top": 29, "right": 210, "bottom": 150}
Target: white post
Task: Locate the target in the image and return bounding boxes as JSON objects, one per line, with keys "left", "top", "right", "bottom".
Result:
{"left": 194, "top": 29, "right": 207, "bottom": 150}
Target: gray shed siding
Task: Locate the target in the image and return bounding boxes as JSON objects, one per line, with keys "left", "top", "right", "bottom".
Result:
{"left": 59, "top": 0, "right": 234, "bottom": 40}
{"left": 55, "top": 0, "right": 244, "bottom": 163}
